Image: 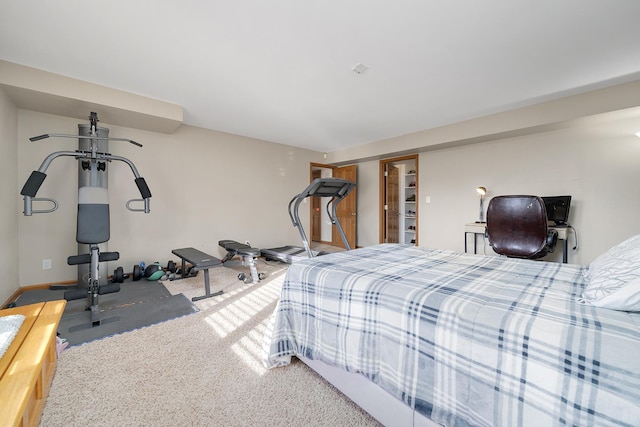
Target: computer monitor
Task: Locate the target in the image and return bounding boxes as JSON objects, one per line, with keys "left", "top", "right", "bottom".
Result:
{"left": 542, "top": 196, "right": 572, "bottom": 226}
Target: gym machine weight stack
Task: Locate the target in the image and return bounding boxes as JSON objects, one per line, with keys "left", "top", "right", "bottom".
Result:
{"left": 76, "top": 120, "right": 110, "bottom": 290}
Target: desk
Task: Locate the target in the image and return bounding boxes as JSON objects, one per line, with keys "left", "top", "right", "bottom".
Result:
{"left": 464, "top": 223, "right": 573, "bottom": 263}
{"left": 464, "top": 223, "right": 487, "bottom": 255}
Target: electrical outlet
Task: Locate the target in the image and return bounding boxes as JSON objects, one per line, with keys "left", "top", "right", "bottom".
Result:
{"left": 42, "top": 259, "right": 52, "bottom": 270}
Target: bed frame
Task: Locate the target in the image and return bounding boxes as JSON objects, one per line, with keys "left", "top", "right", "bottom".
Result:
{"left": 0, "top": 300, "right": 66, "bottom": 427}
{"left": 299, "top": 356, "right": 438, "bottom": 427}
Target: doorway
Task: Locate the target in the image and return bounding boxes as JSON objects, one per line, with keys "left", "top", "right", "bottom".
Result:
{"left": 309, "top": 163, "right": 357, "bottom": 250}
{"left": 379, "top": 154, "right": 418, "bottom": 245}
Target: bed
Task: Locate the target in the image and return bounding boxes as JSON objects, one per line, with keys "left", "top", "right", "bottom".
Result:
{"left": 0, "top": 300, "right": 66, "bottom": 427}
{"left": 263, "top": 243, "right": 640, "bottom": 427}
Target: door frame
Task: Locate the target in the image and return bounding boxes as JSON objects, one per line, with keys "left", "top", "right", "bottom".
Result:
{"left": 310, "top": 162, "right": 357, "bottom": 248}
{"left": 379, "top": 154, "right": 419, "bottom": 245}
{"left": 310, "top": 163, "right": 335, "bottom": 245}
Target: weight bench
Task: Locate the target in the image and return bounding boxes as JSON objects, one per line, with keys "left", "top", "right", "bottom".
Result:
{"left": 171, "top": 247, "right": 223, "bottom": 301}
{"left": 218, "top": 240, "right": 265, "bottom": 284}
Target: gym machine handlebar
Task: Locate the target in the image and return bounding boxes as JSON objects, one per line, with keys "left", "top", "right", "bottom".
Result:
{"left": 20, "top": 146, "right": 152, "bottom": 216}
{"left": 29, "top": 133, "right": 143, "bottom": 147}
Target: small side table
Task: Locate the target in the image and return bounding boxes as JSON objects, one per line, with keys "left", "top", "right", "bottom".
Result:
{"left": 464, "top": 222, "right": 486, "bottom": 254}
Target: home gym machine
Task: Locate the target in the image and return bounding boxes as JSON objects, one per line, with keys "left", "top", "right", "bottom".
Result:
{"left": 261, "top": 177, "right": 356, "bottom": 263}
{"left": 20, "top": 112, "right": 152, "bottom": 326}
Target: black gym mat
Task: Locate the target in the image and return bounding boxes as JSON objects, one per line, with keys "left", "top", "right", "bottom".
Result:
{"left": 14, "top": 280, "right": 198, "bottom": 346}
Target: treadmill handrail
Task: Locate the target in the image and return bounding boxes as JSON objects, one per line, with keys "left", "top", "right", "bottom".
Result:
{"left": 328, "top": 195, "right": 352, "bottom": 252}
{"left": 287, "top": 177, "right": 355, "bottom": 257}
{"left": 300, "top": 177, "right": 355, "bottom": 198}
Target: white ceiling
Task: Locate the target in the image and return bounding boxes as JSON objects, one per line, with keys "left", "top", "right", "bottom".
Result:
{"left": 1, "top": 0, "right": 640, "bottom": 152}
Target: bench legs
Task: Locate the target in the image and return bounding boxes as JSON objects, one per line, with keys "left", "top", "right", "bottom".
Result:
{"left": 191, "top": 269, "right": 223, "bottom": 301}
{"left": 218, "top": 240, "right": 265, "bottom": 284}
{"left": 176, "top": 258, "right": 224, "bottom": 302}
{"left": 242, "top": 254, "right": 267, "bottom": 284}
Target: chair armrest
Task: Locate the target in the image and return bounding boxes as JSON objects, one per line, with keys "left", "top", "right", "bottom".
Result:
{"left": 547, "top": 229, "right": 559, "bottom": 253}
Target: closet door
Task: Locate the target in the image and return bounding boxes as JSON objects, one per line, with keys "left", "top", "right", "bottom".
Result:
{"left": 379, "top": 154, "right": 418, "bottom": 245}
{"left": 385, "top": 163, "right": 400, "bottom": 243}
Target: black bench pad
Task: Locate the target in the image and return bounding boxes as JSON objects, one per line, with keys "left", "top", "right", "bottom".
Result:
{"left": 218, "top": 240, "right": 261, "bottom": 257}
{"left": 68, "top": 251, "right": 120, "bottom": 265}
{"left": 171, "top": 247, "right": 221, "bottom": 270}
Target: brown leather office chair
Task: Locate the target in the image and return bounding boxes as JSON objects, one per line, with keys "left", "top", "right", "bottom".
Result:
{"left": 486, "top": 195, "right": 558, "bottom": 259}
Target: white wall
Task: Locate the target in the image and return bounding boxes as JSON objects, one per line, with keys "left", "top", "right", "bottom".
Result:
{"left": 332, "top": 78, "right": 640, "bottom": 265}
{"left": 354, "top": 111, "right": 640, "bottom": 265}
{"left": 355, "top": 161, "right": 379, "bottom": 247}
{"left": 5, "top": 72, "right": 640, "bottom": 297}
{"left": 420, "top": 115, "right": 640, "bottom": 265}
{"left": 16, "top": 110, "right": 320, "bottom": 287}
{"left": 0, "top": 89, "right": 18, "bottom": 303}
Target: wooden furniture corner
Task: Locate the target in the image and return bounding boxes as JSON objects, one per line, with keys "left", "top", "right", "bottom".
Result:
{"left": 0, "top": 300, "right": 66, "bottom": 427}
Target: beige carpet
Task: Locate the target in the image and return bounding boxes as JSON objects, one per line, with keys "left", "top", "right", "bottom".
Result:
{"left": 41, "top": 256, "right": 380, "bottom": 426}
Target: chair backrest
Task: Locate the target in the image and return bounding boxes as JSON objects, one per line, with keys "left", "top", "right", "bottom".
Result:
{"left": 486, "top": 195, "right": 556, "bottom": 259}
{"left": 77, "top": 186, "right": 110, "bottom": 244}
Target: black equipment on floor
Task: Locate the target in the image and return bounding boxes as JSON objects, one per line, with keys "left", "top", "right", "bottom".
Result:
{"left": 14, "top": 280, "right": 197, "bottom": 347}
{"left": 261, "top": 177, "right": 356, "bottom": 264}
{"left": 20, "top": 112, "right": 152, "bottom": 326}
{"left": 219, "top": 240, "right": 265, "bottom": 284}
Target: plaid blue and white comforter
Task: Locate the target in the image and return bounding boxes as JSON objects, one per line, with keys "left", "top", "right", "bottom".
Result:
{"left": 263, "top": 244, "right": 640, "bottom": 426}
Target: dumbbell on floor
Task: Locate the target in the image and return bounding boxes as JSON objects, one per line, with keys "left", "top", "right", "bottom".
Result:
{"left": 111, "top": 266, "right": 130, "bottom": 283}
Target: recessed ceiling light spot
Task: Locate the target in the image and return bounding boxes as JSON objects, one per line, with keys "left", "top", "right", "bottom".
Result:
{"left": 352, "top": 63, "right": 369, "bottom": 74}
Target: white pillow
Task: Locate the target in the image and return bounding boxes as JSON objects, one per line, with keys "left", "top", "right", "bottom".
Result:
{"left": 581, "top": 234, "right": 640, "bottom": 312}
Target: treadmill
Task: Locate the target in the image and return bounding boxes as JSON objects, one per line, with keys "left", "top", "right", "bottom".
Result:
{"left": 261, "top": 177, "right": 356, "bottom": 263}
